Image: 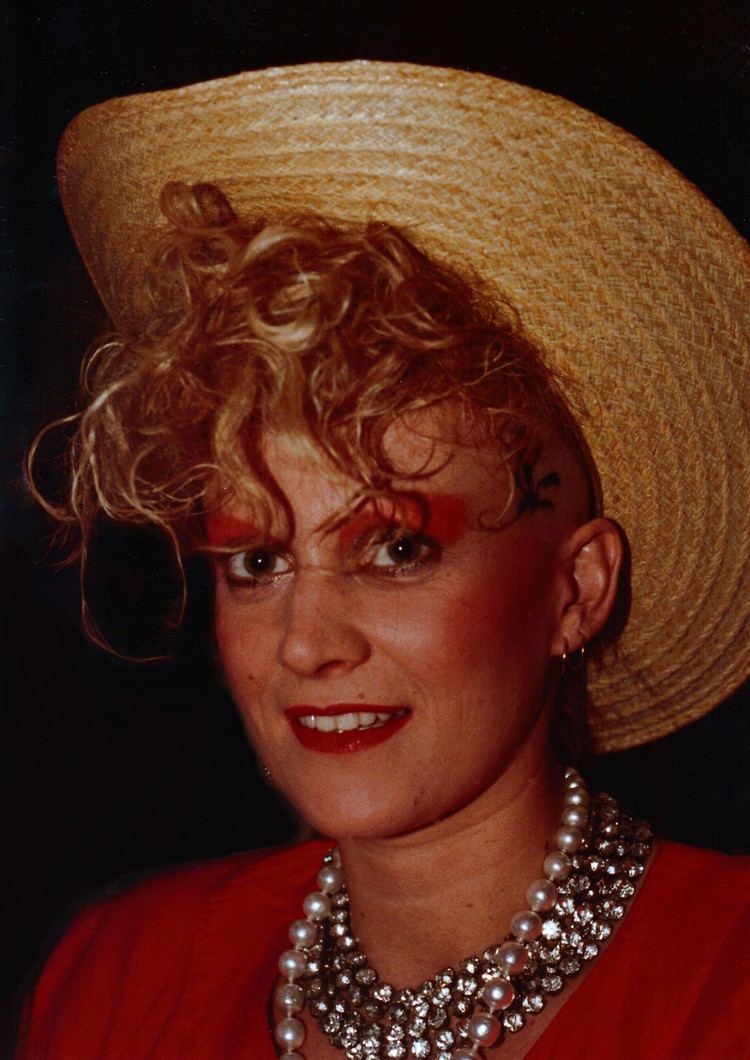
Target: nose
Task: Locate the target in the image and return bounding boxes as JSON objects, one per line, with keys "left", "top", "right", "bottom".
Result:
{"left": 277, "top": 567, "right": 371, "bottom": 678}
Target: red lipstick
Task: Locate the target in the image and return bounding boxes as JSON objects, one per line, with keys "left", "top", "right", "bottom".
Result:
{"left": 285, "top": 704, "right": 411, "bottom": 754}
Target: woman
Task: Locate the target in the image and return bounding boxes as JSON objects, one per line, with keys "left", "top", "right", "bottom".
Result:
{"left": 18, "top": 62, "right": 750, "bottom": 1058}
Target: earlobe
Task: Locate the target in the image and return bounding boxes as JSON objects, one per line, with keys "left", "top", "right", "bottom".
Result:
{"left": 552, "top": 518, "right": 625, "bottom": 656}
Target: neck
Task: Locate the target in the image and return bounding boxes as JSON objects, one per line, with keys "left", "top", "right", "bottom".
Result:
{"left": 337, "top": 717, "right": 562, "bottom": 987}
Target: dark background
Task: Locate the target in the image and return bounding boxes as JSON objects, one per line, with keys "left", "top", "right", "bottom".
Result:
{"left": 3, "top": 0, "right": 749, "bottom": 1050}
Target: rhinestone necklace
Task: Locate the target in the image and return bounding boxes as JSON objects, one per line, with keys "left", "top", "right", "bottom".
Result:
{"left": 273, "top": 769, "right": 652, "bottom": 1058}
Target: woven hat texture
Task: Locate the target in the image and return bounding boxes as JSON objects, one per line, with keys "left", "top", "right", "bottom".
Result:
{"left": 57, "top": 61, "right": 750, "bottom": 753}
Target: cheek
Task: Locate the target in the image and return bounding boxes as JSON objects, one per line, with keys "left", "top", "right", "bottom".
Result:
{"left": 213, "top": 588, "right": 275, "bottom": 704}
{"left": 408, "top": 560, "right": 558, "bottom": 784}
{"left": 388, "top": 554, "right": 555, "bottom": 678}
{"left": 213, "top": 588, "right": 239, "bottom": 671}
{"left": 468, "top": 572, "right": 545, "bottom": 653}
{"left": 415, "top": 597, "right": 523, "bottom": 691}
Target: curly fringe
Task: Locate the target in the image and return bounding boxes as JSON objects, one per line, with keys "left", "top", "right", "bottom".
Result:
{"left": 27, "top": 181, "right": 591, "bottom": 679}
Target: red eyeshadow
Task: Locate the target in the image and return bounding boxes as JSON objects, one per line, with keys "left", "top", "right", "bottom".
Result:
{"left": 422, "top": 494, "right": 469, "bottom": 545}
{"left": 205, "top": 512, "right": 261, "bottom": 547}
{"left": 336, "top": 493, "right": 468, "bottom": 551}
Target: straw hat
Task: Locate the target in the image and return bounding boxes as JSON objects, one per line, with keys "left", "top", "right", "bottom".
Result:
{"left": 56, "top": 61, "right": 750, "bottom": 753}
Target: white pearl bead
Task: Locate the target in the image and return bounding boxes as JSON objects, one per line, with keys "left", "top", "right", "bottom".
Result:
{"left": 276, "top": 982, "right": 305, "bottom": 1013}
{"left": 451, "top": 1049, "right": 475, "bottom": 1060}
{"left": 510, "top": 909, "right": 542, "bottom": 942}
{"left": 289, "top": 918, "right": 318, "bottom": 949}
{"left": 564, "top": 787, "right": 589, "bottom": 807}
{"left": 555, "top": 825, "right": 584, "bottom": 853}
{"left": 303, "top": 890, "right": 331, "bottom": 921}
{"left": 495, "top": 940, "right": 528, "bottom": 977}
{"left": 278, "top": 948, "right": 307, "bottom": 980}
{"left": 564, "top": 766, "right": 581, "bottom": 780}
{"left": 317, "top": 865, "right": 344, "bottom": 894}
{"left": 543, "top": 850, "right": 572, "bottom": 881}
{"left": 275, "top": 1016, "right": 305, "bottom": 1049}
{"left": 481, "top": 976, "right": 516, "bottom": 1010}
{"left": 468, "top": 1011, "right": 501, "bottom": 1046}
{"left": 526, "top": 878, "right": 558, "bottom": 912}
{"left": 561, "top": 805, "right": 588, "bottom": 828}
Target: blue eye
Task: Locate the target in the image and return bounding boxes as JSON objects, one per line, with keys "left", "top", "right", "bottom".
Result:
{"left": 225, "top": 548, "right": 292, "bottom": 583}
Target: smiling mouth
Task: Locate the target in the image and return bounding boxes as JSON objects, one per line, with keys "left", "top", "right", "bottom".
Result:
{"left": 296, "top": 710, "right": 408, "bottom": 733}
{"left": 285, "top": 705, "right": 411, "bottom": 753}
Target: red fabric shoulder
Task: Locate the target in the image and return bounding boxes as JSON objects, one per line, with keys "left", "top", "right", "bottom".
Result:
{"left": 16, "top": 840, "right": 329, "bottom": 1060}
{"left": 16, "top": 839, "right": 750, "bottom": 1059}
{"left": 528, "top": 841, "right": 750, "bottom": 1059}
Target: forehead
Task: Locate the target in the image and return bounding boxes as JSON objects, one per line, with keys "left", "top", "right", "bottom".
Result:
{"left": 207, "top": 400, "right": 592, "bottom": 545}
{"left": 265, "top": 413, "right": 512, "bottom": 519}
{"left": 209, "top": 407, "right": 515, "bottom": 539}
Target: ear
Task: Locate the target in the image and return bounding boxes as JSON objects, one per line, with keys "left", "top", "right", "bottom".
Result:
{"left": 551, "top": 518, "right": 624, "bottom": 656}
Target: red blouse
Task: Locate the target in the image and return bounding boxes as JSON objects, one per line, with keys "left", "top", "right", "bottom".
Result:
{"left": 16, "top": 840, "right": 750, "bottom": 1059}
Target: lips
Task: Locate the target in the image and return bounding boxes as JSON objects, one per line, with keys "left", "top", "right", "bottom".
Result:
{"left": 285, "top": 704, "right": 411, "bottom": 754}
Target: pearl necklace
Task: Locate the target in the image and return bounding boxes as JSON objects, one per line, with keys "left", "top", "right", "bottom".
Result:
{"left": 273, "top": 769, "right": 652, "bottom": 1058}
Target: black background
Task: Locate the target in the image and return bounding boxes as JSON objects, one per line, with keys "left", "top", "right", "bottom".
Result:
{"left": 3, "top": 0, "right": 749, "bottom": 1049}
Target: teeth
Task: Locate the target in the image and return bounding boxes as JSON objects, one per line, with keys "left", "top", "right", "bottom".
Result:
{"left": 335, "top": 713, "right": 359, "bottom": 732}
{"left": 296, "top": 710, "right": 402, "bottom": 733}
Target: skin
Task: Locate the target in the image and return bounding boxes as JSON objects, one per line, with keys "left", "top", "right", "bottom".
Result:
{"left": 211, "top": 406, "right": 623, "bottom": 1056}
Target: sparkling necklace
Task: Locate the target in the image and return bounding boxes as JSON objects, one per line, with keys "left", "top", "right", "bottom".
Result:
{"left": 273, "top": 769, "right": 652, "bottom": 1058}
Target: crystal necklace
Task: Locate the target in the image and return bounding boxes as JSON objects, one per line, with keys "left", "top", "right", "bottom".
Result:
{"left": 273, "top": 769, "right": 652, "bottom": 1058}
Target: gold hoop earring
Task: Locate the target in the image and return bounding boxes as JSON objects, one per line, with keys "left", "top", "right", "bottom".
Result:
{"left": 561, "top": 637, "right": 586, "bottom": 673}
{"left": 571, "top": 641, "right": 586, "bottom": 672}
{"left": 561, "top": 635, "right": 570, "bottom": 669}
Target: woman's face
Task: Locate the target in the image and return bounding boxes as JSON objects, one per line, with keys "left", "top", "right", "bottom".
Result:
{"left": 212, "top": 412, "right": 576, "bottom": 839}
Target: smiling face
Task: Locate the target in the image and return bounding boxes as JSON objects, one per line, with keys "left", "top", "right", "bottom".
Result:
{"left": 211, "top": 410, "right": 590, "bottom": 840}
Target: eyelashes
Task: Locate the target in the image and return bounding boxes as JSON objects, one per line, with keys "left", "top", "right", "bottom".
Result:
{"left": 364, "top": 527, "right": 439, "bottom": 573}
{"left": 220, "top": 528, "right": 442, "bottom": 589}
{"left": 225, "top": 547, "right": 293, "bottom": 583}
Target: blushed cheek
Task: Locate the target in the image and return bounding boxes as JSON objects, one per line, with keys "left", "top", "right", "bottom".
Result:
{"left": 420, "top": 563, "right": 552, "bottom": 675}
{"left": 442, "top": 588, "right": 519, "bottom": 664}
{"left": 213, "top": 617, "right": 273, "bottom": 745}
{"left": 213, "top": 595, "right": 266, "bottom": 694}
{"left": 368, "top": 586, "right": 505, "bottom": 670}
{"left": 213, "top": 593, "right": 238, "bottom": 674}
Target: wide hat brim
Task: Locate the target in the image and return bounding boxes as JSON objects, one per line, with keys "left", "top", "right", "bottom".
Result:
{"left": 57, "top": 60, "right": 750, "bottom": 753}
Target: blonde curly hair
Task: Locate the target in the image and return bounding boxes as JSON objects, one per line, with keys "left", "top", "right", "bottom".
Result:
{"left": 31, "top": 180, "right": 587, "bottom": 543}
{"left": 29, "top": 181, "right": 603, "bottom": 755}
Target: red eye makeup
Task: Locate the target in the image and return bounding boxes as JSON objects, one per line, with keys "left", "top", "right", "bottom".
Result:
{"left": 205, "top": 512, "right": 260, "bottom": 548}
{"left": 334, "top": 493, "right": 468, "bottom": 554}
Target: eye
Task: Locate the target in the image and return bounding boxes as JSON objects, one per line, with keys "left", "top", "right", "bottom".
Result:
{"left": 225, "top": 547, "right": 292, "bottom": 584}
{"left": 368, "top": 531, "right": 438, "bottom": 572}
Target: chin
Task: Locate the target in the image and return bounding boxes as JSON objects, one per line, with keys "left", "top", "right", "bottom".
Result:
{"left": 287, "top": 788, "right": 411, "bottom": 841}
{"left": 282, "top": 774, "right": 485, "bottom": 843}
{"left": 273, "top": 770, "right": 411, "bottom": 839}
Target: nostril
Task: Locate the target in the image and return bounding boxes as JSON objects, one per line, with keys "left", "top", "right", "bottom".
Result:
{"left": 314, "top": 658, "right": 363, "bottom": 679}
{"left": 277, "top": 620, "right": 371, "bottom": 678}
